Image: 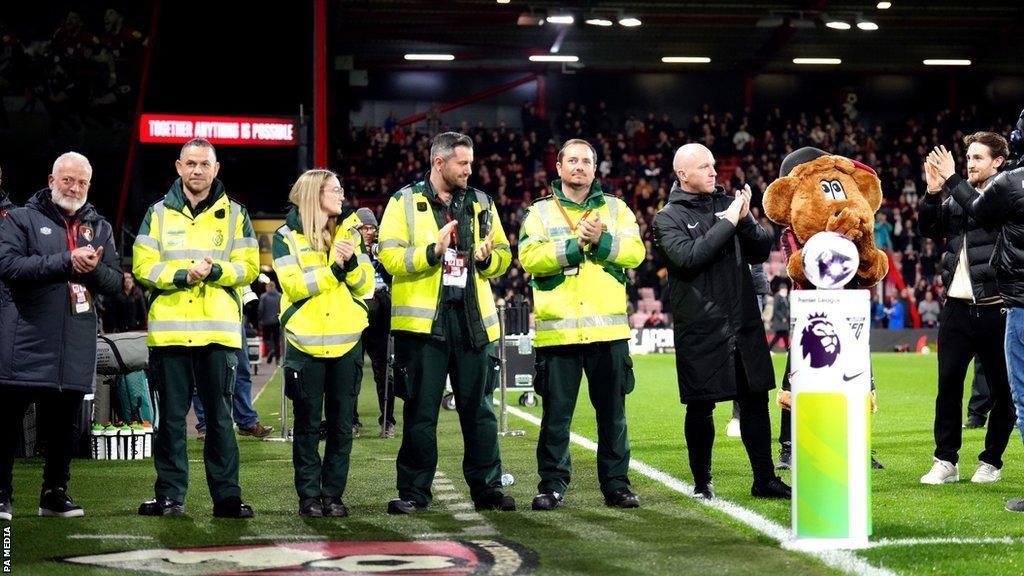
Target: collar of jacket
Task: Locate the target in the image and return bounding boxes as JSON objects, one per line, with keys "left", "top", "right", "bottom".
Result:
{"left": 550, "top": 179, "right": 605, "bottom": 209}
{"left": 27, "top": 188, "right": 100, "bottom": 225}
{"left": 668, "top": 181, "right": 727, "bottom": 205}
{"left": 163, "top": 178, "right": 226, "bottom": 215}
{"left": 285, "top": 204, "right": 355, "bottom": 237}
{"left": 422, "top": 173, "right": 472, "bottom": 206}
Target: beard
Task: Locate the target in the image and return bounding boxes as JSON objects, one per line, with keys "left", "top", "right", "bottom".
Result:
{"left": 51, "top": 188, "right": 86, "bottom": 214}
{"left": 441, "top": 168, "right": 468, "bottom": 191}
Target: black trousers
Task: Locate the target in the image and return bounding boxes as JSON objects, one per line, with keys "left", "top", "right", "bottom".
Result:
{"left": 0, "top": 385, "right": 84, "bottom": 497}
{"left": 262, "top": 324, "right": 281, "bottom": 363}
{"left": 934, "top": 300, "right": 1015, "bottom": 467}
{"left": 684, "top": 353, "right": 775, "bottom": 486}
{"left": 363, "top": 320, "right": 395, "bottom": 426}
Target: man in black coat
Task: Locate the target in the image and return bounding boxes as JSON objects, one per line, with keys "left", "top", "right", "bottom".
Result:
{"left": 0, "top": 152, "right": 123, "bottom": 520}
{"left": 653, "top": 143, "right": 790, "bottom": 500}
{"left": 918, "top": 132, "right": 1014, "bottom": 486}
{"left": 928, "top": 137, "right": 1024, "bottom": 513}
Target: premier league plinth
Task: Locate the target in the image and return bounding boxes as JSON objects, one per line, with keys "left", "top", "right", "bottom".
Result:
{"left": 789, "top": 233, "right": 872, "bottom": 550}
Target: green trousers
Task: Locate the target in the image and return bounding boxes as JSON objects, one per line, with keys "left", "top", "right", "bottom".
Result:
{"left": 534, "top": 339, "right": 635, "bottom": 497}
{"left": 283, "top": 343, "right": 362, "bottom": 500}
{"left": 393, "top": 306, "right": 503, "bottom": 505}
{"left": 149, "top": 345, "right": 239, "bottom": 503}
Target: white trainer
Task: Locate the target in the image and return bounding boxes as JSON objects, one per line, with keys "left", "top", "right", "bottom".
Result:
{"left": 920, "top": 459, "right": 959, "bottom": 484}
{"left": 971, "top": 462, "right": 1002, "bottom": 484}
{"left": 726, "top": 418, "right": 741, "bottom": 437}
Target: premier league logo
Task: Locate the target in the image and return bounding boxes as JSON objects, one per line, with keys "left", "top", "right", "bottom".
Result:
{"left": 801, "top": 313, "right": 841, "bottom": 368}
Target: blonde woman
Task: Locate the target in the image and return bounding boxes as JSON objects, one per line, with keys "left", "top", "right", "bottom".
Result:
{"left": 272, "top": 169, "right": 373, "bottom": 517}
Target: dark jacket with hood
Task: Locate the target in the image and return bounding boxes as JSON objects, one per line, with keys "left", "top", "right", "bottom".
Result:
{"left": 653, "top": 182, "right": 775, "bottom": 403}
{"left": 0, "top": 189, "right": 123, "bottom": 392}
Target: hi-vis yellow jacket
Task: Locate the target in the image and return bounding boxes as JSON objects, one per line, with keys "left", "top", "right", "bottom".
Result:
{"left": 271, "top": 207, "right": 373, "bottom": 358}
{"left": 133, "top": 180, "right": 259, "bottom": 348}
{"left": 519, "top": 179, "right": 645, "bottom": 347}
{"left": 377, "top": 180, "right": 510, "bottom": 343}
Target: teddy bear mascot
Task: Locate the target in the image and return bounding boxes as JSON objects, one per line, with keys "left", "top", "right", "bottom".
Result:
{"left": 762, "top": 147, "right": 887, "bottom": 520}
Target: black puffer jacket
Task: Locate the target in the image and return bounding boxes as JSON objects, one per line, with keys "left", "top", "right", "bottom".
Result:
{"left": 918, "top": 181, "right": 1000, "bottom": 303}
{"left": 0, "top": 189, "right": 123, "bottom": 392}
{"left": 653, "top": 183, "right": 775, "bottom": 404}
{"left": 950, "top": 167, "right": 1024, "bottom": 307}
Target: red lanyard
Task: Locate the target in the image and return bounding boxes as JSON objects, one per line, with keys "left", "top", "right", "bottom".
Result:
{"left": 444, "top": 210, "right": 458, "bottom": 247}
{"left": 64, "top": 217, "right": 79, "bottom": 250}
{"left": 552, "top": 196, "right": 592, "bottom": 232}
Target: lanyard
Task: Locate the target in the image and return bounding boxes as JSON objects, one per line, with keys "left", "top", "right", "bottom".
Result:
{"left": 64, "top": 216, "right": 79, "bottom": 250}
{"left": 552, "top": 195, "right": 592, "bottom": 232}
{"left": 444, "top": 210, "right": 458, "bottom": 247}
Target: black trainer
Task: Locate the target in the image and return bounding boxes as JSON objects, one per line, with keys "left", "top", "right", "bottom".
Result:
{"left": 213, "top": 496, "right": 254, "bottom": 519}
{"left": 604, "top": 487, "right": 640, "bottom": 508}
{"left": 138, "top": 496, "right": 185, "bottom": 516}
{"left": 387, "top": 499, "right": 426, "bottom": 515}
{"left": 1005, "top": 498, "right": 1024, "bottom": 513}
{"left": 0, "top": 496, "right": 11, "bottom": 521}
{"left": 776, "top": 444, "right": 792, "bottom": 470}
{"left": 751, "top": 477, "right": 792, "bottom": 499}
{"left": 299, "top": 497, "right": 323, "bottom": 517}
{"left": 474, "top": 492, "right": 516, "bottom": 511}
{"left": 322, "top": 497, "right": 349, "bottom": 517}
{"left": 964, "top": 415, "right": 987, "bottom": 429}
{"left": 694, "top": 481, "right": 715, "bottom": 500}
{"left": 39, "top": 487, "right": 84, "bottom": 518}
{"left": 531, "top": 492, "right": 563, "bottom": 511}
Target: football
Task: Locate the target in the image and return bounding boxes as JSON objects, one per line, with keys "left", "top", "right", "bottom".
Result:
{"left": 802, "top": 231, "right": 860, "bottom": 289}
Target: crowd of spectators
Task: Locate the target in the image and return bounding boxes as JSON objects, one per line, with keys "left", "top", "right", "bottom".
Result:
{"left": 0, "top": 8, "right": 147, "bottom": 133}
{"left": 339, "top": 100, "right": 1018, "bottom": 334}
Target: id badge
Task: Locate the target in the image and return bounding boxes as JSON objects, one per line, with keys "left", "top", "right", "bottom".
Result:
{"left": 563, "top": 266, "right": 579, "bottom": 276}
{"left": 69, "top": 282, "right": 92, "bottom": 314}
{"left": 442, "top": 248, "right": 468, "bottom": 288}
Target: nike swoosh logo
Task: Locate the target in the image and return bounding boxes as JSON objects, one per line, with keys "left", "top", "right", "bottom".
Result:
{"left": 843, "top": 371, "right": 864, "bottom": 382}
{"left": 687, "top": 223, "right": 699, "bottom": 229}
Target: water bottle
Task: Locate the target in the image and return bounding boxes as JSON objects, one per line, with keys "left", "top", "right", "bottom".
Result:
{"left": 501, "top": 473, "right": 515, "bottom": 487}
{"left": 91, "top": 423, "right": 105, "bottom": 460}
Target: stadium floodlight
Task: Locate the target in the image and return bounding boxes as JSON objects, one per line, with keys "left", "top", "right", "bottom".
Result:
{"left": 876, "top": 2, "right": 892, "bottom": 8}
{"left": 923, "top": 59, "right": 971, "bottom": 66}
{"left": 529, "top": 55, "right": 579, "bottom": 62}
{"left": 585, "top": 18, "right": 613, "bottom": 26}
{"left": 824, "top": 16, "right": 851, "bottom": 30}
{"left": 618, "top": 17, "right": 642, "bottom": 27}
{"left": 662, "top": 56, "right": 711, "bottom": 64}
{"left": 856, "top": 17, "right": 879, "bottom": 31}
{"left": 546, "top": 14, "right": 574, "bottom": 25}
{"left": 404, "top": 54, "right": 455, "bottom": 61}
{"left": 496, "top": 0, "right": 510, "bottom": 3}
{"left": 793, "top": 58, "right": 842, "bottom": 65}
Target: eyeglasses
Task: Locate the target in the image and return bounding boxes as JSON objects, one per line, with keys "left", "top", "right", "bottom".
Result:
{"left": 323, "top": 186, "right": 345, "bottom": 196}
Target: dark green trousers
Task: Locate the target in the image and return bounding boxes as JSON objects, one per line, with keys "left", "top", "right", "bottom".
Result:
{"left": 283, "top": 343, "right": 362, "bottom": 500}
{"left": 534, "top": 339, "right": 634, "bottom": 497}
{"left": 393, "top": 306, "right": 503, "bottom": 505}
{"left": 149, "top": 345, "right": 239, "bottom": 503}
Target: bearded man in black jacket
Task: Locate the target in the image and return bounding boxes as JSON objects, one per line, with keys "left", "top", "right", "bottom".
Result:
{"left": 653, "top": 143, "right": 790, "bottom": 501}
{"left": 918, "top": 132, "right": 1014, "bottom": 486}
{"left": 0, "top": 152, "right": 123, "bottom": 520}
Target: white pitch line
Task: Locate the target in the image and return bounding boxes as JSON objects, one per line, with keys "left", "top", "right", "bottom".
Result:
{"left": 505, "top": 406, "right": 897, "bottom": 576}
{"left": 865, "top": 536, "right": 1024, "bottom": 548}
{"left": 69, "top": 534, "right": 154, "bottom": 540}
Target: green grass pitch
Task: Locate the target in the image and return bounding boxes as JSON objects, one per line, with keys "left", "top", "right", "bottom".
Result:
{"left": 5, "top": 353, "right": 1024, "bottom": 575}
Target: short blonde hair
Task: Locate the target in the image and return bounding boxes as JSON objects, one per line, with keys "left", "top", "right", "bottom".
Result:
{"left": 288, "top": 169, "right": 338, "bottom": 252}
